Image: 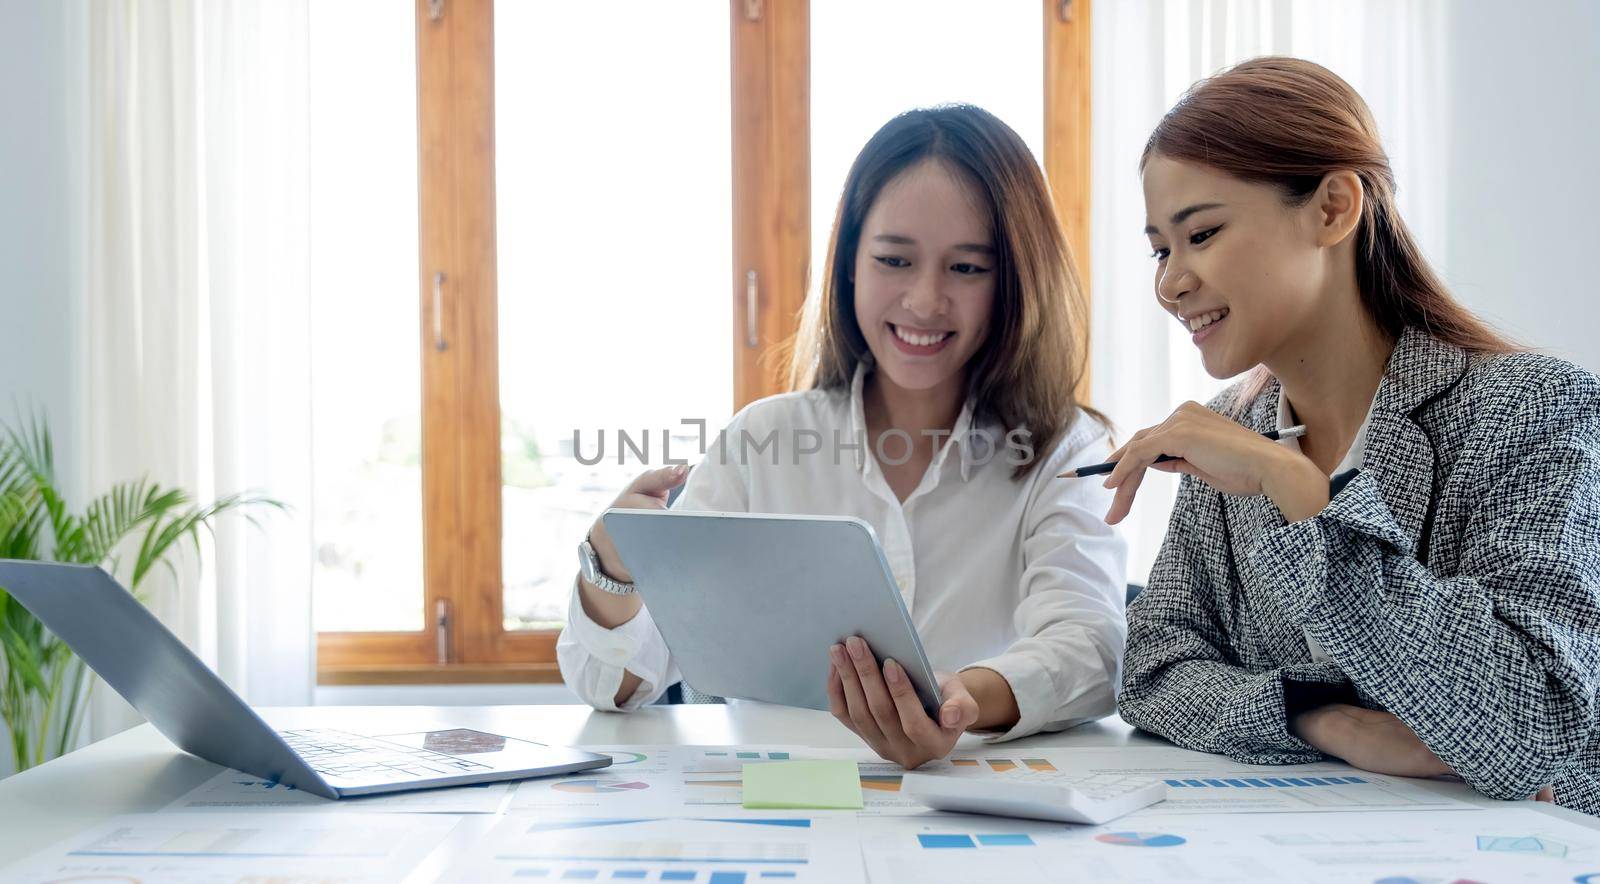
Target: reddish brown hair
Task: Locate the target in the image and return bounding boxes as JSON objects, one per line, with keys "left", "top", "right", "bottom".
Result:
{"left": 1143, "top": 57, "right": 1516, "bottom": 388}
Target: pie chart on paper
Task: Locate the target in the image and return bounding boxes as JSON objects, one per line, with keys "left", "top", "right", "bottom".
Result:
{"left": 552, "top": 778, "right": 652, "bottom": 794}
{"left": 1095, "top": 831, "right": 1187, "bottom": 848}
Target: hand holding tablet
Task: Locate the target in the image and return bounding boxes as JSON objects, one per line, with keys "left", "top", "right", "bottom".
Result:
{"left": 600, "top": 510, "right": 945, "bottom": 720}
{"left": 826, "top": 637, "right": 981, "bottom": 769}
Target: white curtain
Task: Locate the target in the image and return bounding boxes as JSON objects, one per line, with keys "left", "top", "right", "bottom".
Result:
{"left": 1088, "top": 0, "right": 1451, "bottom": 583}
{"left": 79, "top": 0, "right": 314, "bottom": 740}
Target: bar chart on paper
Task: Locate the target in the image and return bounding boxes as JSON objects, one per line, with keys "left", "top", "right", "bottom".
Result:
{"left": 1148, "top": 769, "right": 1470, "bottom": 814}
{"left": 442, "top": 816, "right": 866, "bottom": 883}
{"left": 950, "top": 757, "right": 1059, "bottom": 773}
{"left": 699, "top": 750, "right": 793, "bottom": 761}
{"left": 859, "top": 816, "right": 1116, "bottom": 884}
{"left": 917, "top": 832, "right": 1040, "bottom": 848}
{"left": 1023, "top": 747, "right": 1480, "bottom": 815}
{"left": 1164, "top": 775, "right": 1373, "bottom": 789}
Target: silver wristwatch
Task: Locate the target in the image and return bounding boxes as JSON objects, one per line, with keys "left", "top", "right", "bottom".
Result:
{"left": 578, "top": 537, "right": 636, "bottom": 595}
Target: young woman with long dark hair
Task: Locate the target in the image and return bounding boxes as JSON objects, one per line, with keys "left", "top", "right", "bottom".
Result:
{"left": 559, "top": 105, "right": 1128, "bottom": 768}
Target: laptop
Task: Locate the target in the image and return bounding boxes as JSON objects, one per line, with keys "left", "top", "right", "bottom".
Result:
{"left": 0, "top": 560, "right": 611, "bottom": 799}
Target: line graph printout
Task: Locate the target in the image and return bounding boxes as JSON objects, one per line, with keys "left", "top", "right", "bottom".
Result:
{"left": 0, "top": 811, "right": 461, "bottom": 883}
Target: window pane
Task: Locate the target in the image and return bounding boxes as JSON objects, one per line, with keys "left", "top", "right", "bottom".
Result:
{"left": 811, "top": 0, "right": 1044, "bottom": 286}
{"left": 309, "top": 2, "right": 424, "bottom": 632}
{"left": 495, "top": 3, "right": 734, "bottom": 631}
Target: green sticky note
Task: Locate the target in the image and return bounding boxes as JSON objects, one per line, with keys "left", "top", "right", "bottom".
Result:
{"left": 742, "top": 760, "right": 864, "bottom": 810}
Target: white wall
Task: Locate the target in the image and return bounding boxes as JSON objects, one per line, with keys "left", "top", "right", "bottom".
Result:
{"left": 0, "top": 0, "right": 85, "bottom": 780}
{"left": 1440, "top": 0, "right": 1600, "bottom": 372}
{"left": 0, "top": 0, "right": 84, "bottom": 459}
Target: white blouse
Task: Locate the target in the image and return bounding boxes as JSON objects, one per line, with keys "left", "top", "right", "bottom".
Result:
{"left": 557, "top": 363, "right": 1129, "bottom": 742}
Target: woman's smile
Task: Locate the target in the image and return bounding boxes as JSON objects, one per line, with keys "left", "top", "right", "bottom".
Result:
{"left": 888, "top": 321, "right": 956, "bottom": 356}
{"left": 1184, "top": 307, "right": 1230, "bottom": 346}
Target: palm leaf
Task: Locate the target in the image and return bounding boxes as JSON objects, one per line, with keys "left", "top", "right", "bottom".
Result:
{"left": 0, "top": 437, "right": 30, "bottom": 496}
{"left": 131, "top": 491, "right": 287, "bottom": 591}
{"left": 52, "top": 655, "right": 88, "bottom": 759}
{"left": 0, "top": 619, "right": 49, "bottom": 696}
{"left": 2, "top": 412, "right": 84, "bottom": 563}
{"left": 79, "top": 479, "right": 189, "bottom": 569}
{"left": 0, "top": 485, "right": 34, "bottom": 547}
{"left": 1, "top": 408, "right": 53, "bottom": 483}
{"left": 0, "top": 435, "right": 40, "bottom": 558}
{"left": 0, "top": 496, "right": 45, "bottom": 561}
{"left": 1, "top": 407, "right": 286, "bottom": 771}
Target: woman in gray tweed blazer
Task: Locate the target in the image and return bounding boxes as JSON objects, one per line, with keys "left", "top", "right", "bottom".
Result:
{"left": 1109, "top": 58, "right": 1600, "bottom": 815}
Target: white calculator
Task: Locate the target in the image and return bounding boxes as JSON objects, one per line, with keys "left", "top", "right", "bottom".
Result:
{"left": 902, "top": 770, "right": 1167, "bottom": 824}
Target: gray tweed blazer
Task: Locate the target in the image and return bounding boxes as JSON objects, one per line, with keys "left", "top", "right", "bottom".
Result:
{"left": 1117, "top": 327, "right": 1600, "bottom": 815}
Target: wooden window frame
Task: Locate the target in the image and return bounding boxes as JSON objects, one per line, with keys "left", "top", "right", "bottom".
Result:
{"left": 317, "top": 0, "right": 1091, "bottom": 685}
{"left": 1045, "top": 0, "right": 1093, "bottom": 401}
{"left": 318, "top": 0, "right": 521, "bottom": 686}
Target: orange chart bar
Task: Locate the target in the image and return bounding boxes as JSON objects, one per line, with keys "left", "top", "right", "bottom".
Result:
{"left": 860, "top": 775, "right": 903, "bottom": 792}
{"left": 951, "top": 757, "right": 1057, "bottom": 773}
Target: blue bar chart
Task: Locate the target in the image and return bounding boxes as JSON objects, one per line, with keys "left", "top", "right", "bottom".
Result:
{"left": 1164, "top": 776, "right": 1372, "bottom": 789}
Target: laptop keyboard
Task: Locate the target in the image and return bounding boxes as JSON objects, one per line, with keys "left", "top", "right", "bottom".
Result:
{"left": 279, "top": 727, "right": 493, "bottom": 782}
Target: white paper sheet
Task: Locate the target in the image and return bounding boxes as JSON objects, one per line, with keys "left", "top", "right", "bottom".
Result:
{"left": 509, "top": 743, "right": 1477, "bottom": 820}
{"left": 859, "top": 806, "right": 1600, "bottom": 883}
{"left": 9, "top": 744, "right": 1581, "bottom": 883}
{"left": 442, "top": 813, "right": 867, "bottom": 883}
{"left": 165, "top": 768, "right": 514, "bottom": 813}
{"left": 725, "top": 745, "right": 1476, "bottom": 817}
{"left": 1028, "top": 746, "right": 1480, "bottom": 816}
{"left": 509, "top": 745, "right": 820, "bottom": 816}
{"left": 509, "top": 745, "right": 1040, "bottom": 817}
{"left": 0, "top": 811, "right": 461, "bottom": 883}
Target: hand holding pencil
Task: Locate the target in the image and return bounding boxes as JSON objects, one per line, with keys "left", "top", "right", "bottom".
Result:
{"left": 1059, "top": 424, "right": 1307, "bottom": 478}
{"left": 1066, "top": 401, "right": 1330, "bottom": 526}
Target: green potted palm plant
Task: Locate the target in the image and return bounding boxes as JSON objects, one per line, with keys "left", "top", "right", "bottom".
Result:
{"left": 0, "top": 412, "right": 283, "bottom": 774}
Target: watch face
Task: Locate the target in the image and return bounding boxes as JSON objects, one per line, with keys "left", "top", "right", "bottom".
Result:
{"left": 578, "top": 540, "right": 596, "bottom": 580}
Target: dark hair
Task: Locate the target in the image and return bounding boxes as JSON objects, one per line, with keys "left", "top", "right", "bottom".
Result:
{"left": 785, "top": 104, "right": 1100, "bottom": 480}
{"left": 1143, "top": 56, "right": 1516, "bottom": 395}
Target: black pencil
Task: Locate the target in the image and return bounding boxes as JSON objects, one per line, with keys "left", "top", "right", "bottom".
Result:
{"left": 1057, "top": 425, "right": 1308, "bottom": 478}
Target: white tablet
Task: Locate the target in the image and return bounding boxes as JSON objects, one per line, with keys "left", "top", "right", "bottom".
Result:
{"left": 600, "top": 509, "right": 943, "bottom": 717}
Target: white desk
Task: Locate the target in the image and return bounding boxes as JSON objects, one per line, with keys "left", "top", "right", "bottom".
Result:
{"left": 2, "top": 704, "right": 1595, "bottom": 881}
